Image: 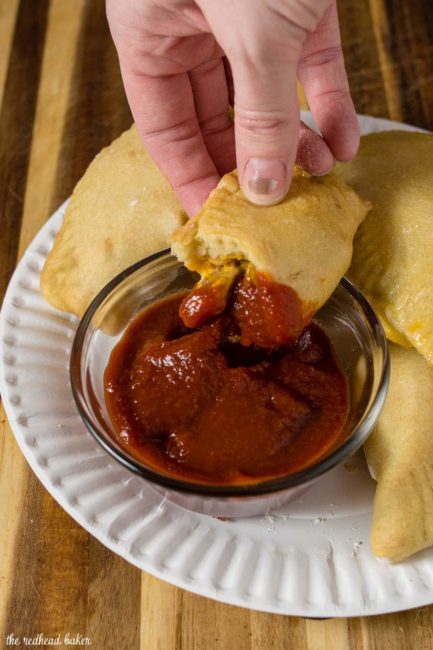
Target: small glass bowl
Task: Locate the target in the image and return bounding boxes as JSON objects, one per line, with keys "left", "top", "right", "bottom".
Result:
{"left": 70, "top": 251, "right": 389, "bottom": 517}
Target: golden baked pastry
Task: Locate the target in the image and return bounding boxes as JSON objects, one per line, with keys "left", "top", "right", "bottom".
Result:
{"left": 335, "top": 131, "right": 433, "bottom": 362}
{"left": 365, "top": 343, "right": 433, "bottom": 562}
{"left": 171, "top": 168, "right": 370, "bottom": 344}
{"left": 41, "top": 125, "right": 186, "bottom": 317}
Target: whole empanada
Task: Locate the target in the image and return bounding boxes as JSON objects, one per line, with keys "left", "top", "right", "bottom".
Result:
{"left": 41, "top": 125, "right": 186, "bottom": 317}
{"left": 365, "top": 343, "right": 433, "bottom": 562}
{"left": 335, "top": 131, "right": 433, "bottom": 362}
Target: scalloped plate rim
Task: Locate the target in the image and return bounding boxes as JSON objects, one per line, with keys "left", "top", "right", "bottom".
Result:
{"left": 1, "top": 113, "right": 432, "bottom": 618}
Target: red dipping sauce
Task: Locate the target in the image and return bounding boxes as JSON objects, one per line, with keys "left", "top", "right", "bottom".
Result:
{"left": 104, "top": 292, "right": 348, "bottom": 486}
{"left": 179, "top": 271, "right": 309, "bottom": 348}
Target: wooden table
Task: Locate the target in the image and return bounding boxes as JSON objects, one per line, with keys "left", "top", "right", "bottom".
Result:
{"left": 1, "top": 1, "right": 432, "bottom": 648}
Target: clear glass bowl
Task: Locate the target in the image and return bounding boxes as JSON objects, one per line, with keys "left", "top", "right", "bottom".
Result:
{"left": 70, "top": 251, "right": 389, "bottom": 517}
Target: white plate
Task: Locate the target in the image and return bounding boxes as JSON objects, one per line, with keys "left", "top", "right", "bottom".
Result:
{"left": 1, "top": 114, "right": 432, "bottom": 618}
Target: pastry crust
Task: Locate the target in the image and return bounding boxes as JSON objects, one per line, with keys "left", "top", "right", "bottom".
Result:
{"left": 171, "top": 168, "right": 370, "bottom": 318}
{"left": 41, "top": 125, "right": 186, "bottom": 317}
{"left": 335, "top": 131, "right": 433, "bottom": 363}
{"left": 365, "top": 344, "right": 433, "bottom": 562}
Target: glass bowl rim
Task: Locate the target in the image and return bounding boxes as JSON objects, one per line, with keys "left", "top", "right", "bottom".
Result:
{"left": 70, "top": 249, "right": 390, "bottom": 497}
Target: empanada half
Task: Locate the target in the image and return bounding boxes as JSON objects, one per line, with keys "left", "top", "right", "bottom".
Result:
{"left": 41, "top": 125, "right": 187, "bottom": 317}
{"left": 171, "top": 168, "right": 370, "bottom": 345}
{"left": 365, "top": 343, "right": 433, "bottom": 562}
{"left": 335, "top": 130, "right": 433, "bottom": 362}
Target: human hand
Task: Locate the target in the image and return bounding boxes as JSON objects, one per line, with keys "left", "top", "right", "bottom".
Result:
{"left": 107, "top": 0, "right": 359, "bottom": 215}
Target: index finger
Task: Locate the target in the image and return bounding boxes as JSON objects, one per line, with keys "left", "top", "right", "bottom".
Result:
{"left": 121, "top": 68, "right": 220, "bottom": 216}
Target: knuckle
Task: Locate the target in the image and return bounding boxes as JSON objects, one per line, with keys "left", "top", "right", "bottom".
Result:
{"left": 315, "top": 87, "right": 351, "bottom": 104}
{"left": 235, "top": 111, "right": 291, "bottom": 136}
{"left": 171, "top": 173, "right": 215, "bottom": 193}
{"left": 143, "top": 116, "right": 199, "bottom": 144}
{"left": 199, "top": 111, "right": 232, "bottom": 137}
{"left": 300, "top": 45, "right": 344, "bottom": 69}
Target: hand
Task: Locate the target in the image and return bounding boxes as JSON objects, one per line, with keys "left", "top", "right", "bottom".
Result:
{"left": 107, "top": 0, "right": 359, "bottom": 215}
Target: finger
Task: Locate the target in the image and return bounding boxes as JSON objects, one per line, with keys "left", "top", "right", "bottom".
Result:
{"left": 188, "top": 58, "right": 236, "bottom": 176}
{"left": 232, "top": 61, "right": 300, "bottom": 205}
{"left": 298, "top": 2, "right": 359, "bottom": 162}
{"left": 296, "top": 121, "right": 334, "bottom": 175}
{"left": 120, "top": 67, "right": 220, "bottom": 216}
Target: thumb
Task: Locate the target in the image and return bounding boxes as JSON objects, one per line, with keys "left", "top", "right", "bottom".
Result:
{"left": 232, "top": 61, "right": 300, "bottom": 205}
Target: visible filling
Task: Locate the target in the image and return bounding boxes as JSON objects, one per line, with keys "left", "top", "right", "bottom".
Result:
{"left": 104, "top": 292, "right": 348, "bottom": 486}
{"left": 180, "top": 264, "right": 310, "bottom": 348}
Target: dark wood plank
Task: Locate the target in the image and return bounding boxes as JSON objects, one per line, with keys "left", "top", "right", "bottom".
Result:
{"left": 52, "top": 0, "right": 132, "bottom": 209}
{"left": 385, "top": 0, "right": 433, "bottom": 128}
{"left": 0, "top": 0, "right": 49, "bottom": 302}
{"left": 338, "top": 0, "right": 390, "bottom": 117}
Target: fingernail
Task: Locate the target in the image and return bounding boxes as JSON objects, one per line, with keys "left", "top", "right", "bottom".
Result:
{"left": 242, "top": 158, "right": 288, "bottom": 205}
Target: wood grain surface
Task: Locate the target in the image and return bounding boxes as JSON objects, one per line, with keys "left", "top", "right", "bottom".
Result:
{"left": 1, "top": 1, "right": 433, "bottom": 648}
